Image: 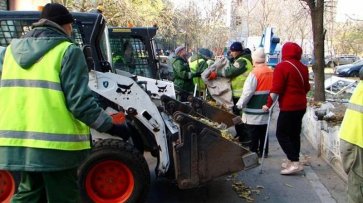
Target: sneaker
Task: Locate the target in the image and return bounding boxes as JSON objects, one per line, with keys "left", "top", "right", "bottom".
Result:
{"left": 280, "top": 162, "right": 303, "bottom": 175}
{"left": 281, "top": 159, "right": 291, "bottom": 169}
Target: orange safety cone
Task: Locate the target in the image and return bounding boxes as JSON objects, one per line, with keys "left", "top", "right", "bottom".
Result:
{"left": 0, "top": 170, "right": 15, "bottom": 203}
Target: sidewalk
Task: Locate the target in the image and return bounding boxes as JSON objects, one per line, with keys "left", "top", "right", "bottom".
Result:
{"left": 234, "top": 106, "right": 347, "bottom": 203}
{"left": 236, "top": 133, "right": 346, "bottom": 203}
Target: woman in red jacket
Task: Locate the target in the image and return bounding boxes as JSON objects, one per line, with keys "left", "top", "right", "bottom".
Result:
{"left": 263, "top": 42, "right": 310, "bottom": 175}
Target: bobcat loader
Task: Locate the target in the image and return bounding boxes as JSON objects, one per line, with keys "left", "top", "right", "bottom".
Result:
{"left": 0, "top": 11, "right": 258, "bottom": 203}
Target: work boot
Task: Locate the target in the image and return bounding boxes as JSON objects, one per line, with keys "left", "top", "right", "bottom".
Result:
{"left": 280, "top": 162, "right": 303, "bottom": 175}
{"left": 281, "top": 159, "right": 291, "bottom": 169}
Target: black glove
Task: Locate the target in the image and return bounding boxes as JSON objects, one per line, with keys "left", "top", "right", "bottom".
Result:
{"left": 232, "top": 105, "right": 241, "bottom": 116}
{"left": 193, "top": 71, "right": 202, "bottom": 77}
{"left": 106, "top": 123, "right": 129, "bottom": 140}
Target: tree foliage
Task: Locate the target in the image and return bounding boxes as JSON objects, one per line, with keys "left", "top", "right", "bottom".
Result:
{"left": 334, "top": 22, "right": 363, "bottom": 55}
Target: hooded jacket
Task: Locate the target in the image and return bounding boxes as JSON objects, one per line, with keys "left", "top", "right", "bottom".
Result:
{"left": 266, "top": 42, "right": 310, "bottom": 111}
{"left": 0, "top": 19, "right": 112, "bottom": 171}
{"left": 172, "top": 55, "right": 195, "bottom": 93}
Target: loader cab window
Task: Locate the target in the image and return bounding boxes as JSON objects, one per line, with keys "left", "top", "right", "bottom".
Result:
{"left": 0, "top": 19, "right": 85, "bottom": 47}
{"left": 0, "top": 20, "right": 32, "bottom": 46}
{"left": 110, "top": 37, "right": 152, "bottom": 78}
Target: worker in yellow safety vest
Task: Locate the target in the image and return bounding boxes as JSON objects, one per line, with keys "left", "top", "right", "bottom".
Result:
{"left": 0, "top": 3, "right": 126, "bottom": 202}
{"left": 208, "top": 42, "right": 253, "bottom": 145}
{"left": 189, "top": 48, "right": 214, "bottom": 97}
{"left": 339, "top": 68, "right": 363, "bottom": 203}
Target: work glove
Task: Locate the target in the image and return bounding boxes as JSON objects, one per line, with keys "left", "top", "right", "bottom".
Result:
{"left": 208, "top": 71, "right": 217, "bottom": 80}
{"left": 193, "top": 71, "right": 202, "bottom": 77}
{"left": 106, "top": 112, "right": 130, "bottom": 140}
{"left": 232, "top": 105, "right": 241, "bottom": 116}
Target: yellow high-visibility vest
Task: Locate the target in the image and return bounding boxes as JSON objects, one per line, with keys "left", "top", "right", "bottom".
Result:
{"left": 0, "top": 42, "right": 90, "bottom": 151}
{"left": 231, "top": 57, "right": 253, "bottom": 98}
{"left": 339, "top": 81, "right": 363, "bottom": 148}
{"left": 190, "top": 58, "right": 206, "bottom": 91}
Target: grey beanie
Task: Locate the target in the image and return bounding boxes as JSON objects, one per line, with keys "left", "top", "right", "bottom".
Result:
{"left": 175, "top": 46, "right": 185, "bottom": 55}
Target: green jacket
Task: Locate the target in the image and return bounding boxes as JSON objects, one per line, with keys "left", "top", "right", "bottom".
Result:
{"left": 217, "top": 53, "right": 252, "bottom": 98}
{"left": 340, "top": 139, "right": 363, "bottom": 202}
{"left": 0, "top": 19, "right": 113, "bottom": 171}
{"left": 172, "top": 56, "right": 194, "bottom": 93}
{"left": 0, "top": 46, "right": 5, "bottom": 77}
{"left": 217, "top": 53, "right": 250, "bottom": 78}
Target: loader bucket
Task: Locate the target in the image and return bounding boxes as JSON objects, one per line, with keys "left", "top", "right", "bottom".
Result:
{"left": 161, "top": 95, "right": 241, "bottom": 127}
{"left": 171, "top": 112, "right": 258, "bottom": 189}
{"left": 160, "top": 95, "right": 258, "bottom": 188}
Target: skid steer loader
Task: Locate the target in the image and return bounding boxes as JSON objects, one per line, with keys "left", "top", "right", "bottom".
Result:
{"left": 0, "top": 11, "right": 259, "bottom": 203}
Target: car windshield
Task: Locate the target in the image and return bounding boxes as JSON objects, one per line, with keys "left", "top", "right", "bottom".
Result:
{"left": 353, "top": 59, "right": 363, "bottom": 65}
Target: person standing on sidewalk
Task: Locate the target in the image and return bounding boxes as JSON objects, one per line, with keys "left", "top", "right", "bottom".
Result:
{"left": 263, "top": 42, "right": 310, "bottom": 175}
{"left": 339, "top": 68, "right": 363, "bottom": 203}
{"left": 0, "top": 3, "right": 126, "bottom": 202}
{"left": 236, "top": 47, "right": 273, "bottom": 158}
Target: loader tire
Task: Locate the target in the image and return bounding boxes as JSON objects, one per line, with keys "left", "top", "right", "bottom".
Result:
{"left": 0, "top": 170, "right": 15, "bottom": 203}
{"left": 78, "top": 139, "right": 150, "bottom": 203}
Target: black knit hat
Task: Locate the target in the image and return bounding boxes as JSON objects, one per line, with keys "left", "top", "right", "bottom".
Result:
{"left": 230, "top": 42, "right": 243, "bottom": 52}
{"left": 41, "top": 3, "right": 74, "bottom": 26}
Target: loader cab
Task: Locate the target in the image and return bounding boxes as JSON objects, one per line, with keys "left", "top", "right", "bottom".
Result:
{"left": 108, "top": 27, "right": 162, "bottom": 79}
{"left": 0, "top": 10, "right": 111, "bottom": 72}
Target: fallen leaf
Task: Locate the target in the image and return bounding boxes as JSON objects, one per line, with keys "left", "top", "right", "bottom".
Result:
{"left": 285, "top": 183, "right": 294, "bottom": 188}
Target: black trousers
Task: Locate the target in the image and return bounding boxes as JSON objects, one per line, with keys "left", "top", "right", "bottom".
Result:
{"left": 232, "top": 97, "right": 249, "bottom": 146}
{"left": 245, "top": 124, "right": 268, "bottom": 156}
{"left": 276, "top": 110, "right": 306, "bottom": 162}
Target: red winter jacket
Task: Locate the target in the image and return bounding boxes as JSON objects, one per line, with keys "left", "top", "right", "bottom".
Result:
{"left": 266, "top": 42, "right": 310, "bottom": 111}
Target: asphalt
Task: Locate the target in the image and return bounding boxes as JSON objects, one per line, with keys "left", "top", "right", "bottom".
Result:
{"left": 145, "top": 106, "right": 347, "bottom": 203}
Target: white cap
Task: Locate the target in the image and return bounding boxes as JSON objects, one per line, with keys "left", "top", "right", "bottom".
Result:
{"left": 252, "top": 47, "right": 266, "bottom": 63}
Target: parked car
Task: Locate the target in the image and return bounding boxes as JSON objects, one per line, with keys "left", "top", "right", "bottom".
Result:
{"left": 325, "top": 55, "right": 360, "bottom": 67}
{"left": 334, "top": 59, "right": 363, "bottom": 77}
{"left": 301, "top": 54, "right": 314, "bottom": 67}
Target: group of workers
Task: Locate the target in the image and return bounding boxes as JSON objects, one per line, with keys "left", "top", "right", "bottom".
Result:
{"left": 171, "top": 41, "right": 310, "bottom": 175}
{"left": 0, "top": 2, "right": 361, "bottom": 203}
{"left": 172, "top": 40, "right": 363, "bottom": 202}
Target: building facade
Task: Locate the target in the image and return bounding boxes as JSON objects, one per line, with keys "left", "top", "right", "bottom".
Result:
{"left": 0, "top": 0, "right": 9, "bottom": 10}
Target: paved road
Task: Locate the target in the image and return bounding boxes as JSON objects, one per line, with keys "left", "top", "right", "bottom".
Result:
{"left": 145, "top": 106, "right": 347, "bottom": 203}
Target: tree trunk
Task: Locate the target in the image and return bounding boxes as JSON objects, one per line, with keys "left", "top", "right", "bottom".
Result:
{"left": 305, "top": 0, "right": 326, "bottom": 101}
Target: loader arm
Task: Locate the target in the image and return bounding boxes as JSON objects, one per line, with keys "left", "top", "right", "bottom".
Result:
{"left": 88, "top": 70, "right": 170, "bottom": 174}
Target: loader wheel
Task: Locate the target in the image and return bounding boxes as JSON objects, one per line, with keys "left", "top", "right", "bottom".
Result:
{"left": 78, "top": 139, "right": 150, "bottom": 203}
{"left": 0, "top": 170, "right": 15, "bottom": 203}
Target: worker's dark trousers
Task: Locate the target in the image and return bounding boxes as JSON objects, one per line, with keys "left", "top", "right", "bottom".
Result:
{"left": 11, "top": 168, "right": 80, "bottom": 203}
{"left": 245, "top": 124, "right": 268, "bottom": 157}
{"left": 276, "top": 110, "right": 306, "bottom": 162}
{"left": 233, "top": 97, "right": 249, "bottom": 146}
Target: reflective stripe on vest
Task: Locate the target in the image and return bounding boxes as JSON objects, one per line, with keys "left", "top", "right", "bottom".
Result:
{"left": 190, "top": 58, "right": 206, "bottom": 91}
{"left": 243, "top": 66, "right": 273, "bottom": 115}
{"left": 339, "top": 81, "right": 363, "bottom": 148}
{"left": 0, "top": 42, "right": 90, "bottom": 151}
{"left": 231, "top": 57, "right": 253, "bottom": 98}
